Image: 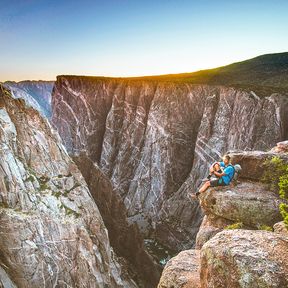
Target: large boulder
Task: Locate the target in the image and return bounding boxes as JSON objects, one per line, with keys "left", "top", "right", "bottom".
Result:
{"left": 157, "top": 250, "right": 200, "bottom": 288}
{"left": 199, "top": 181, "right": 283, "bottom": 228}
{"left": 229, "top": 150, "right": 288, "bottom": 181}
{"left": 201, "top": 230, "right": 288, "bottom": 288}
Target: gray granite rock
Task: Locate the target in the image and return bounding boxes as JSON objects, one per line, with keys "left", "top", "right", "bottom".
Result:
{"left": 73, "top": 152, "right": 161, "bottom": 288}
{"left": 0, "top": 85, "right": 137, "bottom": 288}
{"left": 3, "top": 80, "right": 54, "bottom": 118}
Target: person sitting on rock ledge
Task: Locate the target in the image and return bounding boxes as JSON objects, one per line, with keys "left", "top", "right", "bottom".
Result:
{"left": 192, "top": 155, "right": 235, "bottom": 199}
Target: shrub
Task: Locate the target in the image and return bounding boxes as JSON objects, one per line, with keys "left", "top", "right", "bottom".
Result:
{"left": 280, "top": 203, "right": 288, "bottom": 227}
{"left": 262, "top": 156, "right": 288, "bottom": 229}
{"left": 224, "top": 222, "right": 244, "bottom": 230}
{"left": 257, "top": 224, "right": 273, "bottom": 232}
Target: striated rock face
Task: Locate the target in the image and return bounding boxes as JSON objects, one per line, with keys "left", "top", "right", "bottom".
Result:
{"left": 0, "top": 86, "right": 137, "bottom": 287}
{"left": 201, "top": 230, "right": 288, "bottom": 288}
{"left": 51, "top": 75, "right": 288, "bottom": 250}
{"left": 157, "top": 250, "right": 200, "bottom": 288}
{"left": 72, "top": 152, "right": 161, "bottom": 288}
{"left": 3, "top": 80, "right": 54, "bottom": 118}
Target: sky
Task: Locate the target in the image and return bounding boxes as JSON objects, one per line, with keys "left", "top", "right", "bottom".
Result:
{"left": 1, "top": 0, "right": 288, "bottom": 81}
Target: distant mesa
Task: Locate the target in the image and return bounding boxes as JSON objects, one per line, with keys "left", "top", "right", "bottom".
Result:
{"left": 57, "top": 52, "right": 288, "bottom": 97}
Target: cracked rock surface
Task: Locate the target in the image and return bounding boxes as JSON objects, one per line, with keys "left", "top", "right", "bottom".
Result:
{"left": 0, "top": 85, "right": 137, "bottom": 287}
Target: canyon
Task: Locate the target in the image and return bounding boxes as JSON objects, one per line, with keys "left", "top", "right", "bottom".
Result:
{"left": 1, "top": 52, "right": 288, "bottom": 287}
{"left": 0, "top": 85, "right": 158, "bottom": 287}
{"left": 51, "top": 74, "right": 288, "bottom": 252}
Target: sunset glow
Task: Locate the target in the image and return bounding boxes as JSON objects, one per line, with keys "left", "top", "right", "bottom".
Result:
{"left": 1, "top": 0, "right": 288, "bottom": 81}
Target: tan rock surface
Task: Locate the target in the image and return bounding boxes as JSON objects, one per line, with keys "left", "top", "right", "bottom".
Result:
{"left": 199, "top": 181, "right": 283, "bottom": 228}
{"left": 201, "top": 230, "right": 288, "bottom": 288}
{"left": 195, "top": 215, "right": 232, "bottom": 249}
{"left": 158, "top": 250, "right": 200, "bottom": 288}
{"left": 274, "top": 221, "right": 288, "bottom": 237}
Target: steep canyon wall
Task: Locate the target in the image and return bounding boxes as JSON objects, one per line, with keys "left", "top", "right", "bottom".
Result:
{"left": 51, "top": 76, "right": 288, "bottom": 250}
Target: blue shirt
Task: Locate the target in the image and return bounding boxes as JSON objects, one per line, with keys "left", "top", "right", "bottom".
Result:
{"left": 219, "top": 162, "right": 234, "bottom": 185}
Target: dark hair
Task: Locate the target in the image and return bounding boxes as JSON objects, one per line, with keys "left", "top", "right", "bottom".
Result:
{"left": 223, "top": 154, "right": 231, "bottom": 161}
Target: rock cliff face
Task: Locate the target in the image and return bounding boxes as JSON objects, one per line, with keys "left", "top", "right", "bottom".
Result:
{"left": 0, "top": 85, "right": 137, "bottom": 287}
{"left": 3, "top": 81, "right": 54, "bottom": 118}
{"left": 51, "top": 75, "right": 288, "bottom": 251}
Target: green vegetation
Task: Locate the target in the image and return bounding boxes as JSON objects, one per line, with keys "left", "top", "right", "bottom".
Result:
{"left": 53, "top": 191, "right": 62, "bottom": 199}
{"left": 39, "top": 182, "right": 50, "bottom": 191}
{"left": 256, "top": 224, "right": 273, "bottom": 232}
{"left": 224, "top": 222, "right": 244, "bottom": 230}
{"left": 66, "top": 182, "right": 81, "bottom": 193}
{"left": 262, "top": 156, "right": 287, "bottom": 191}
{"left": 3, "top": 175, "right": 9, "bottom": 190}
{"left": 262, "top": 156, "right": 288, "bottom": 229}
{"left": 24, "top": 175, "right": 36, "bottom": 182}
{"left": 59, "top": 203, "right": 80, "bottom": 218}
{"left": 0, "top": 202, "right": 9, "bottom": 209}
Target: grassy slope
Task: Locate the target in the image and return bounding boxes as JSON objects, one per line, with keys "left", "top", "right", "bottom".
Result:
{"left": 58, "top": 52, "right": 288, "bottom": 96}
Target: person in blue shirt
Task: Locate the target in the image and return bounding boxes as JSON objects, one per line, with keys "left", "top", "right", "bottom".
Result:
{"left": 193, "top": 155, "right": 235, "bottom": 198}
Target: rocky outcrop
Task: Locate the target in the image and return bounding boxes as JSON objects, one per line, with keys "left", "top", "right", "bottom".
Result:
{"left": 199, "top": 181, "right": 283, "bottom": 227}
{"left": 51, "top": 75, "right": 288, "bottom": 251}
{"left": 0, "top": 266, "right": 17, "bottom": 288}
{"left": 157, "top": 250, "right": 200, "bottom": 288}
{"left": 0, "top": 85, "right": 137, "bottom": 287}
{"left": 3, "top": 80, "right": 54, "bottom": 117}
{"left": 157, "top": 140, "right": 288, "bottom": 287}
{"left": 200, "top": 230, "right": 288, "bottom": 288}
{"left": 274, "top": 221, "right": 288, "bottom": 237}
{"left": 72, "top": 152, "right": 161, "bottom": 288}
{"left": 193, "top": 145, "right": 288, "bottom": 248}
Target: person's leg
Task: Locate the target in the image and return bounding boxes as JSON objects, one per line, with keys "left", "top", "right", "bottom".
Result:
{"left": 213, "top": 163, "right": 221, "bottom": 172}
{"left": 207, "top": 162, "right": 220, "bottom": 180}
{"left": 198, "top": 181, "right": 211, "bottom": 194}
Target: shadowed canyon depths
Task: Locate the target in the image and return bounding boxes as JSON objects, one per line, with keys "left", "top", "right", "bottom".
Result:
{"left": 51, "top": 75, "right": 288, "bottom": 252}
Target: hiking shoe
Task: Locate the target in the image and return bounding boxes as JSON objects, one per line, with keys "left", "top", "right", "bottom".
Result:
{"left": 201, "top": 178, "right": 210, "bottom": 182}
{"left": 189, "top": 192, "right": 200, "bottom": 200}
